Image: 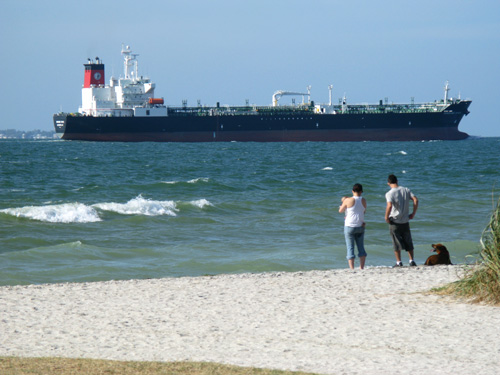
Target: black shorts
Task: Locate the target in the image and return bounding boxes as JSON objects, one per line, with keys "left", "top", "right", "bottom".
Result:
{"left": 389, "top": 221, "right": 414, "bottom": 252}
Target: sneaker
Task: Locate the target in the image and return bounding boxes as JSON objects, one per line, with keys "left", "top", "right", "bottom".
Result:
{"left": 393, "top": 262, "right": 403, "bottom": 268}
{"left": 409, "top": 260, "right": 417, "bottom": 267}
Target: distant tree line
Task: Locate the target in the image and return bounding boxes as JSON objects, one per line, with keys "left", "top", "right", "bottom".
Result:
{"left": 0, "top": 129, "right": 57, "bottom": 139}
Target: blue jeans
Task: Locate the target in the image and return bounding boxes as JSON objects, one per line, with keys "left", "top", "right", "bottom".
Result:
{"left": 344, "top": 226, "right": 367, "bottom": 260}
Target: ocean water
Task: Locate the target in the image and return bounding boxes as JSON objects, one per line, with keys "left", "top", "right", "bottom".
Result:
{"left": 1, "top": 138, "right": 499, "bottom": 286}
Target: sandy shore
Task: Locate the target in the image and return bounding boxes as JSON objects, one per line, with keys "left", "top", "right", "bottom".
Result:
{"left": 1, "top": 266, "right": 499, "bottom": 375}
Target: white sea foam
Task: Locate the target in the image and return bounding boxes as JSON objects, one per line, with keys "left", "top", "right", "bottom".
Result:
{"left": 93, "top": 196, "right": 178, "bottom": 216}
{"left": 162, "top": 177, "right": 209, "bottom": 185}
{"left": 189, "top": 199, "right": 213, "bottom": 209}
{"left": 398, "top": 151, "right": 408, "bottom": 155}
{"left": 187, "top": 177, "right": 209, "bottom": 184}
{"left": 1, "top": 203, "right": 102, "bottom": 223}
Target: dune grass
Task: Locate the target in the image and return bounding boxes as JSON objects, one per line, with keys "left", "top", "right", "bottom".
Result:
{"left": 0, "top": 357, "right": 319, "bottom": 375}
{"left": 439, "top": 197, "right": 500, "bottom": 305}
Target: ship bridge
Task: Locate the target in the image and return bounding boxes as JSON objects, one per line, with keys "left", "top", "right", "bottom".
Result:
{"left": 79, "top": 46, "right": 159, "bottom": 117}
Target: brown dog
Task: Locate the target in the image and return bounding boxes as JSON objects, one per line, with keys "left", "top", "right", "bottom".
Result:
{"left": 424, "top": 243, "right": 452, "bottom": 265}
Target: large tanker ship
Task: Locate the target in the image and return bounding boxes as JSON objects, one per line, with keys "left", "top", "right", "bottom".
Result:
{"left": 54, "top": 46, "right": 471, "bottom": 142}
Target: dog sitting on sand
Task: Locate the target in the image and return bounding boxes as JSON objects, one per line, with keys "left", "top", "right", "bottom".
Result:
{"left": 424, "top": 243, "right": 452, "bottom": 265}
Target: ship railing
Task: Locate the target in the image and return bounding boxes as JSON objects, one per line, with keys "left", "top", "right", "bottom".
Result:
{"left": 165, "top": 99, "right": 460, "bottom": 116}
{"left": 335, "top": 102, "right": 445, "bottom": 114}
{"left": 167, "top": 105, "right": 313, "bottom": 116}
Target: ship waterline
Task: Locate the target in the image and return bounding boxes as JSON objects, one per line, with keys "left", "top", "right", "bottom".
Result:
{"left": 55, "top": 120, "right": 469, "bottom": 142}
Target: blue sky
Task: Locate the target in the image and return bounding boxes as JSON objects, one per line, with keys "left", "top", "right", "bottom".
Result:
{"left": 1, "top": 0, "right": 499, "bottom": 136}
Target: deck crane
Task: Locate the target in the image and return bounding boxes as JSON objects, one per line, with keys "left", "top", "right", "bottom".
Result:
{"left": 272, "top": 86, "right": 311, "bottom": 107}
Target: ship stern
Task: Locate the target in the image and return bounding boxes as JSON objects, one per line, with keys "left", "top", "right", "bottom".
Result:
{"left": 53, "top": 114, "right": 67, "bottom": 138}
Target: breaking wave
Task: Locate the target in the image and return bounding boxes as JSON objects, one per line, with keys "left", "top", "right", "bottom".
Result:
{"left": 1, "top": 203, "right": 102, "bottom": 223}
{"left": 189, "top": 199, "right": 213, "bottom": 209}
{"left": 1, "top": 196, "right": 214, "bottom": 223}
{"left": 93, "top": 196, "right": 178, "bottom": 216}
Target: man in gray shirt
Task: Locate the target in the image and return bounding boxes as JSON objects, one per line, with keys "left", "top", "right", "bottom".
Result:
{"left": 384, "top": 174, "right": 419, "bottom": 267}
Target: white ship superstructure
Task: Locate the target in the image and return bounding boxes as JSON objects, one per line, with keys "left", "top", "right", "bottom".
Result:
{"left": 79, "top": 45, "right": 166, "bottom": 117}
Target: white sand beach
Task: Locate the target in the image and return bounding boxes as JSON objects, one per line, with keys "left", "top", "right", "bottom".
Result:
{"left": 1, "top": 266, "right": 499, "bottom": 375}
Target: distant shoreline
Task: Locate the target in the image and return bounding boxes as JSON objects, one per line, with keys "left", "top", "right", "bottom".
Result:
{"left": 0, "top": 129, "right": 56, "bottom": 139}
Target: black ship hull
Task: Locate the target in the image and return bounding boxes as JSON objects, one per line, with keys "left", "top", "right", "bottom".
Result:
{"left": 54, "top": 101, "right": 471, "bottom": 142}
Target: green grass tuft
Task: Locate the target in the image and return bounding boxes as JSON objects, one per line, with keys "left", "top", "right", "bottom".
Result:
{"left": 439, "top": 197, "right": 500, "bottom": 305}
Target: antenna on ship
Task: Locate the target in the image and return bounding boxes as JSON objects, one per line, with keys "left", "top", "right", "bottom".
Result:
{"left": 444, "top": 81, "right": 450, "bottom": 105}
{"left": 328, "top": 85, "right": 333, "bottom": 106}
{"left": 121, "top": 44, "right": 139, "bottom": 80}
{"left": 132, "top": 54, "right": 139, "bottom": 79}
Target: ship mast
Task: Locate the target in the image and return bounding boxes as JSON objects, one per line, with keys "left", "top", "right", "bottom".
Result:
{"left": 444, "top": 81, "right": 450, "bottom": 105}
{"left": 342, "top": 94, "right": 347, "bottom": 113}
{"left": 122, "top": 45, "right": 139, "bottom": 81}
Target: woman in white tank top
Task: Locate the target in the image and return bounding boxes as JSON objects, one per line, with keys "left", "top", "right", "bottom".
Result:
{"left": 339, "top": 183, "right": 367, "bottom": 269}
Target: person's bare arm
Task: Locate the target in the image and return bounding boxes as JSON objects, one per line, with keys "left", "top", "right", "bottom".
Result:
{"left": 339, "top": 197, "right": 353, "bottom": 213}
{"left": 385, "top": 201, "right": 392, "bottom": 223}
{"left": 409, "top": 195, "right": 418, "bottom": 220}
